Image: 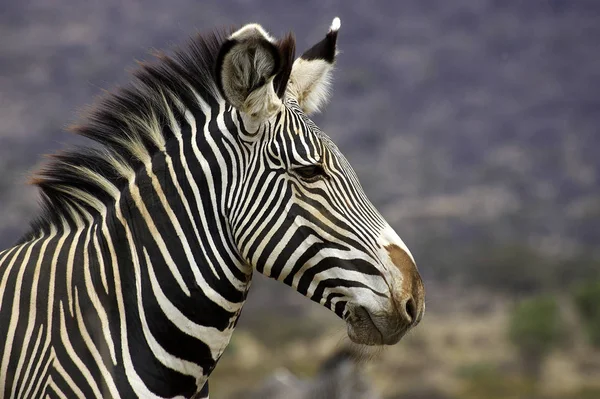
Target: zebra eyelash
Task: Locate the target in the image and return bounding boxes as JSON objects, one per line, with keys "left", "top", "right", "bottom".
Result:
{"left": 291, "top": 164, "right": 328, "bottom": 182}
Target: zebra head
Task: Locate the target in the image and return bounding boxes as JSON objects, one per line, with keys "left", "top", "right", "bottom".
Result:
{"left": 216, "top": 18, "right": 425, "bottom": 346}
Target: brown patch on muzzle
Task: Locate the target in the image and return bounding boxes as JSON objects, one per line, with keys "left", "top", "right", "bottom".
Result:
{"left": 385, "top": 244, "right": 425, "bottom": 310}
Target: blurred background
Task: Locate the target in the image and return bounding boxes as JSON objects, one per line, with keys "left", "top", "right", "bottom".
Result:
{"left": 1, "top": 0, "right": 600, "bottom": 398}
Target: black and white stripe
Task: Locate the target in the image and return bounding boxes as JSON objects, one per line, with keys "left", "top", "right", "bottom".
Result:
{"left": 0, "top": 18, "right": 425, "bottom": 399}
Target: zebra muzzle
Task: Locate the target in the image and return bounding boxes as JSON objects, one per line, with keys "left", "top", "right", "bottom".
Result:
{"left": 345, "top": 226, "right": 425, "bottom": 346}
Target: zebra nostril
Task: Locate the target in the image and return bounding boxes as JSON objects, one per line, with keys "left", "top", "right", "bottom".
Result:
{"left": 405, "top": 297, "right": 417, "bottom": 323}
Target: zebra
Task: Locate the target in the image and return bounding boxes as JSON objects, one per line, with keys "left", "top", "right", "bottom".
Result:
{"left": 235, "top": 347, "right": 381, "bottom": 399}
{"left": 0, "top": 17, "right": 425, "bottom": 399}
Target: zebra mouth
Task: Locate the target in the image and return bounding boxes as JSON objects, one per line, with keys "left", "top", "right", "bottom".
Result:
{"left": 346, "top": 305, "right": 408, "bottom": 346}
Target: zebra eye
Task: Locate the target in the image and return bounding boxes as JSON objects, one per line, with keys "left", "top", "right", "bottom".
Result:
{"left": 293, "top": 164, "right": 327, "bottom": 181}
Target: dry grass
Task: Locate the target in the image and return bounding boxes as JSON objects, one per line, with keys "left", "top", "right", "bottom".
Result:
{"left": 210, "top": 298, "right": 600, "bottom": 398}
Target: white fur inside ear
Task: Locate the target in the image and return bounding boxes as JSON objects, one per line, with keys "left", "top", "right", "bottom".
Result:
{"left": 230, "top": 23, "right": 275, "bottom": 43}
{"left": 243, "top": 77, "right": 282, "bottom": 117}
{"left": 287, "top": 58, "right": 334, "bottom": 114}
{"left": 219, "top": 23, "right": 282, "bottom": 125}
{"left": 240, "top": 76, "right": 283, "bottom": 131}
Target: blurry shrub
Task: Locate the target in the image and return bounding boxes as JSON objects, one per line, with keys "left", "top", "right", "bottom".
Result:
{"left": 463, "top": 244, "right": 555, "bottom": 294}
{"left": 508, "top": 296, "right": 566, "bottom": 379}
{"left": 443, "top": 332, "right": 459, "bottom": 348}
{"left": 565, "top": 387, "right": 600, "bottom": 399}
{"left": 576, "top": 353, "right": 600, "bottom": 376}
{"left": 554, "top": 256, "right": 600, "bottom": 288}
{"left": 457, "top": 363, "right": 535, "bottom": 399}
{"left": 233, "top": 347, "right": 380, "bottom": 399}
{"left": 572, "top": 280, "right": 600, "bottom": 348}
{"left": 427, "top": 239, "right": 598, "bottom": 296}
{"left": 386, "top": 387, "right": 453, "bottom": 399}
{"left": 241, "top": 314, "right": 327, "bottom": 347}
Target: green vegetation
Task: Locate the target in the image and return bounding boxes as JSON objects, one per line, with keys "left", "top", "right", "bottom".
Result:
{"left": 565, "top": 387, "right": 600, "bottom": 399}
{"left": 572, "top": 280, "right": 600, "bottom": 348}
{"left": 457, "top": 363, "right": 535, "bottom": 399}
{"left": 508, "top": 296, "right": 566, "bottom": 379}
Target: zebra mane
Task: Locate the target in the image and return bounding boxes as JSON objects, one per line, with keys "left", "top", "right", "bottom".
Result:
{"left": 20, "top": 26, "right": 296, "bottom": 243}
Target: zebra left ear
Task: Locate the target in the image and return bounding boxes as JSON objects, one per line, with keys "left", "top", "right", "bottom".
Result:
{"left": 216, "top": 24, "right": 283, "bottom": 124}
{"left": 287, "top": 17, "right": 340, "bottom": 114}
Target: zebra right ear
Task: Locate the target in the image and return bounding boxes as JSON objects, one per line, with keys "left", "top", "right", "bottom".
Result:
{"left": 216, "top": 24, "right": 283, "bottom": 123}
{"left": 287, "top": 17, "right": 340, "bottom": 115}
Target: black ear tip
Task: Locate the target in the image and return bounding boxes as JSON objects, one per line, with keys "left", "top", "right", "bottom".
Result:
{"left": 300, "top": 18, "right": 340, "bottom": 63}
{"left": 326, "top": 17, "right": 340, "bottom": 44}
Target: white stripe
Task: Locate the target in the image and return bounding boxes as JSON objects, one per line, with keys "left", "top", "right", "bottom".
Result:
{"left": 92, "top": 226, "right": 110, "bottom": 294}
{"left": 27, "top": 344, "right": 54, "bottom": 399}
{"left": 135, "top": 248, "right": 204, "bottom": 378}
{"left": 127, "top": 179, "right": 191, "bottom": 297}
{"left": 234, "top": 171, "right": 279, "bottom": 246}
{"left": 0, "top": 243, "right": 28, "bottom": 311}
{"left": 277, "top": 234, "right": 323, "bottom": 282}
{"left": 45, "top": 220, "right": 70, "bottom": 358}
{"left": 65, "top": 226, "right": 84, "bottom": 317}
{"left": 73, "top": 287, "right": 122, "bottom": 399}
{"left": 113, "top": 204, "right": 181, "bottom": 399}
{"left": 128, "top": 174, "right": 239, "bottom": 312}
{"left": 144, "top": 248, "right": 230, "bottom": 359}
{"left": 307, "top": 267, "right": 386, "bottom": 299}
{"left": 53, "top": 352, "right": 87, "bottom": 399}
{"left": 83, "top": 221, "right": 118, "bottom": 366}
{"left": 15, "top": 324, "right": 44, "bottom": 399}
{"left": 47, "top": 376, "right": 70, "bottom": 399}
{"left": 0, "top": 237, "right": 43, "bottom": 390}
{"left": 11, "top": 229, "right": 56, "bottom": 399}
{"left": 188, "top": 97, "right": 247, "bottom": 283}
{"left": 163, "top": 104, "right": 223, "bottom": 280}
{"left": 59, "top": 301, "right": 105, "bottom": 399}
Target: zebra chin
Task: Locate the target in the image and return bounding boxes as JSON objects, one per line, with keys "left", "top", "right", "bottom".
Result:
{"left": 345, "top": 300, "right": 422, "bottom": 346}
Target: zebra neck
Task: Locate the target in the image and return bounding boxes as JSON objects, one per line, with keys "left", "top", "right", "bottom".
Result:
{"left": 83, "top": 120, "right": 253, "bottom": 395}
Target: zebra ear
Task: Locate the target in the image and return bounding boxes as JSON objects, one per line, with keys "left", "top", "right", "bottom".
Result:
{"left": 288, "top": 17, "right": 340, "bottom": 114}
{"left": 216, "top": 24, "right": 283, "bottom": 122}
